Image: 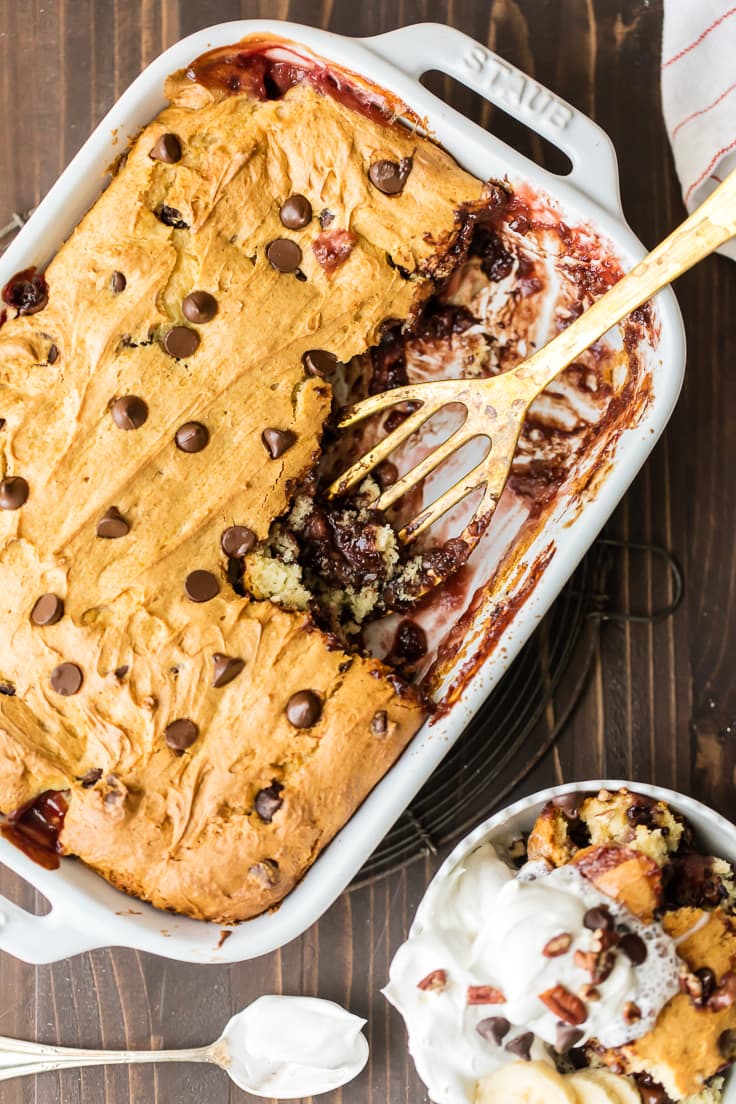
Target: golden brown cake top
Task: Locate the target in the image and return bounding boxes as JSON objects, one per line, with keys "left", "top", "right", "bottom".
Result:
{"left": 0, "top": 47, "right": 485, "bottom": 921}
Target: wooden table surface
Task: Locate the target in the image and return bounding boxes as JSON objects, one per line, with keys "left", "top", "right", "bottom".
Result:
{"left": 0, "top": 1, "right": 734, "bottom": 1101}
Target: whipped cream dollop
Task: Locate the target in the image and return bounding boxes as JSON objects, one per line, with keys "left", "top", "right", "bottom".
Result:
{"left": 384, "top": 842, "right": 682, "bottom": 1104}
{"left": 223, "top": 995, "right": 369, "bottom": 1098}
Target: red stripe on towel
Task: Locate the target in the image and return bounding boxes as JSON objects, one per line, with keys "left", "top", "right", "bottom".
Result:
{"left": 662, "top": 6, "right": 736, "bottom": 69}
{"left": 672, "top": 80, "right": 736, "bottom": 138}
{"left": 685, "top": 138, "right": 736, "bottom": 203}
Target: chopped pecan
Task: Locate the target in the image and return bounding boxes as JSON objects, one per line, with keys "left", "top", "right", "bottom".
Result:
{"left": 623, "top": 1000, "right": 641, "bottom": 1024}
{"left": 710, "top": 971, "right": 736, "bottom": 1011}
{"left": 539, "top": 984, "right": 587, "bottom": 1026}
{"left": 417, "top": 969, "right": 447, "bottom": 992}
{"left": 574, "top": 949, "right": 597, "bottom": 973}
{"left": 574, "top": 947, "right": 615, "bottom": 985}
{"left": 543, "top": 932, "right": 572, "bottom": 958}
{"left": 467, "top": 985, "right": 506, "bottom": 1005}
{"left": 590, "top": 926, "right": 620, "bottom": 952}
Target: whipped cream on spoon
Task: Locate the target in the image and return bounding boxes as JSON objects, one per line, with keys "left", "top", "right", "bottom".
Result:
{"left": 0, "top": 995, "right": 369, "bottom": 1097}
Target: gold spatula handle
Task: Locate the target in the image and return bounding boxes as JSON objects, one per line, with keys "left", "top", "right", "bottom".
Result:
{"left": 515, "top": 168, "right": 736, "bottom": 397}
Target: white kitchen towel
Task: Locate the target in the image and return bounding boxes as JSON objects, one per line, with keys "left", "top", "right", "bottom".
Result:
{"left": 662, "top": 0, "right": 736, "bottom": 260}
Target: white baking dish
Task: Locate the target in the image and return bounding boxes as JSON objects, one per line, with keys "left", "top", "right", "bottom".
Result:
{"left": 405, "top": 780, "right": 736, "bottom": 1102}
{"left": 0, "top": 21, "right": 686, "bottom": 964}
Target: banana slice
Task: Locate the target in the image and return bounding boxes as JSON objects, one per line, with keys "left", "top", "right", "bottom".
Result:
{"left": 569, "top": 1070, "right": 620, "bottom": 1103}
{"left": 475, "top": 1061, "right": 580, "bottom": 1104}
{"left": 570, "top": 1069, "right": 641, "bottom": 1104}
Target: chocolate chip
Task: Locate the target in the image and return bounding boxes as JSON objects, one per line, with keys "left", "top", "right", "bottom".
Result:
{"left": 249, "top": 858, "right": 280, "bottom": 885}
{"left": 157, "top": 205, "right": 189, "bottom": 229}
{"left": 163, "top": 325, "right": 199, "bottom": 359}
{"left": 583, "top": 906, "right": 614, "bottom": 931}
{"left": 555, "top": 1024, "right": 584, "bottom": 1053}
{"left": 255, "top": 781, "right": 284, "bottom": 823}
{"left": 286, "top": 689, "right": 322, "bottom": 728}
{"left": 50, "top": 662, "right": 83, "bottom": 696}
{"left": 185, "top": 569, "right": 220, "bottom": 603}
{"left": 221, "top": 525, "right": 257, "bottom": 557}
{"left": 368, "top": 156, "right": 412, "bottom": 195}
{"left": 0, "top": 681, "right": 14, "bottom": 696}
{"left": 182, "top": 290, "right": 218, "bottom": 324}
{"left": 149, "top": 133, "right": 182, "bottom": 163}
{"left": 266, "top": 238, "right": 302, "bottom": 273}
{"left": 695, "top": 966, "right": 717, "bottom": 1004}
{"left": 31, "top": 593, "right": 64, "bottom": 626}
{"left": 551, "top": 793, "right": 584, "bottom": 818}
{"left": 319, "top": 208, "right": 335, "bottom": 228}
{"left": 262, "top": 427, "right": 296, "bottom": 458}
{"left": 1, "top": 267, "right": 48, "bottom": 315}
{"left": 175, "top": 421, "right": 209, "bottom": 453}
{"left": 374, "top": 460, "right": 399, "bottom": 488}
{"left": 280, "top": 194, "right": 312, "bottom": 229}
{"left": 0, "top": 476, "right": 28, "bottom": 510}
{"left": 164, "top": 718, "right": 199, "bottom": 751}
{"left": 111, "top": 395, "right": 148, "bottom": 430}
{"left": 718, "top": 1028, "right": 736, "bottom": 1060}
{"left": 476, "top": 1017, "right": 510, "bottom": 1046}
{"left": 371, "top": 710, "right": 388, "bottom": 736}
{"left": 212, "top": 653, "right": 245, "bottom": 688}
{"left": 47, "top": 343, "right": 59, "bottom": 364}
{"left": 111, "top": 271, "right": 127, "bottom": 294}
{"left": 114, "top": 665, "right": 129, "bottom": 679}
{"left": 620, "top": 932, "right": 647, "bottom": 966}
{"left": 504, "top": 1031, "right": 534, "bottom": 1061}
{"left": 80, "top": 767, "right": 102, "bottom": 787}
{"left": 301, "top": 349, "right": 337, "bottom": 378}
{"left": 637, "top": 1079, "right": 671, "bottom": 1104}
{"left": 96, "top": 506, "right": 129, "bottom": 538}
{"left": 303, "top": 511, "right": 329, "bottom": 541}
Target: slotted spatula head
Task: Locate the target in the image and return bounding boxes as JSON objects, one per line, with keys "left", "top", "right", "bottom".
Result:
{"left": 328, "top": 372, "right": 535, "bottom": 546}
{"left": 328, "top": 168, "right": 736, "bottom": 560}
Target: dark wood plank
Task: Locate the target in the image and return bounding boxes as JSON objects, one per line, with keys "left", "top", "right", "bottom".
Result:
{"left": 0, "top": 1, "right": 734, "bottom": 1101}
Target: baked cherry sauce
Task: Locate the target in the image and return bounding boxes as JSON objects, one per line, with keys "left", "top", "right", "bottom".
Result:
{"left": 185, "top": 39, "right": 410, "bottom": 126}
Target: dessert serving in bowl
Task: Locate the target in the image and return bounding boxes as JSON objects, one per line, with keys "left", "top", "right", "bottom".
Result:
{"left": 0, "top": 21, "right": 685, "bottom": 963}
{"left": 386, "top": 781, "right": 736, "bottom": 1104}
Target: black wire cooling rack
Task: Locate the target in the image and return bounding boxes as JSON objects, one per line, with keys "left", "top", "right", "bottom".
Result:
{"left": 351, "top": 538, "right": 683, "bottom": 886}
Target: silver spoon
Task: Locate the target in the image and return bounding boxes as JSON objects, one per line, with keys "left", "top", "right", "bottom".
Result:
{"left": 0, "top": 995, "right": 369, "bottom": 1097}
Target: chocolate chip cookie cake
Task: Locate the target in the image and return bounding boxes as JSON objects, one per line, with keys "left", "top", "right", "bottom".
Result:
{"left": 0, "top": 38, "right": 498, "bottom": 922}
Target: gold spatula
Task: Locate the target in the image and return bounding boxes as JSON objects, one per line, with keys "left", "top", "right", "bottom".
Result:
{"left": 329, "top": 170, "right": 736, "bottom": 548}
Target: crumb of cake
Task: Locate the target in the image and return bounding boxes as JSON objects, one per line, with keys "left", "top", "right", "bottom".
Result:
{"left": 527, "top": 803, "right": 581, "bottom": 867}
{"left": 713, "top": 858, "right": 736, "bottom": 911}
{"left": 580, "top": 789, "right": 684, "bottom": 866}
{"left": 597, "top": 909, "right": 736, "bottom": 1099}
{"left": 683, "top": 1078, "right": 725, "bottom": 1104}
{"left": 244, "top": 549, "right": 311, "bottom": 610}
{"left": 527, "top": 789, "right": 688, "bottom": 874}
{"left": 666, "top": 852, "right": 736, "bottom": 912}
{"left": 572, "top": 844, "right": 663, "bottom": 922}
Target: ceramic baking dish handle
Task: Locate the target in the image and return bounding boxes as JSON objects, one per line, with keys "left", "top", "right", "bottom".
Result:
{"left": 364, "top": 23, "right": 622, "bottom": 218}
{"left": 0, "top": 892, "right": 102, "bottom": 964}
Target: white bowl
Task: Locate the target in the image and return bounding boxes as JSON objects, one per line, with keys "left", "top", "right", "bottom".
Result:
{"left": 405, "top": 778, "right": 736, "bottom": 1102}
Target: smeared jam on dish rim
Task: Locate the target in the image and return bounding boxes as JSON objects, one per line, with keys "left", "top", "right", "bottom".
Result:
{"left": 185, "top": 35, "right": 422, "bottom": 128}
{"left": 1, "top": 789, "right": 68, "bottom": 869}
